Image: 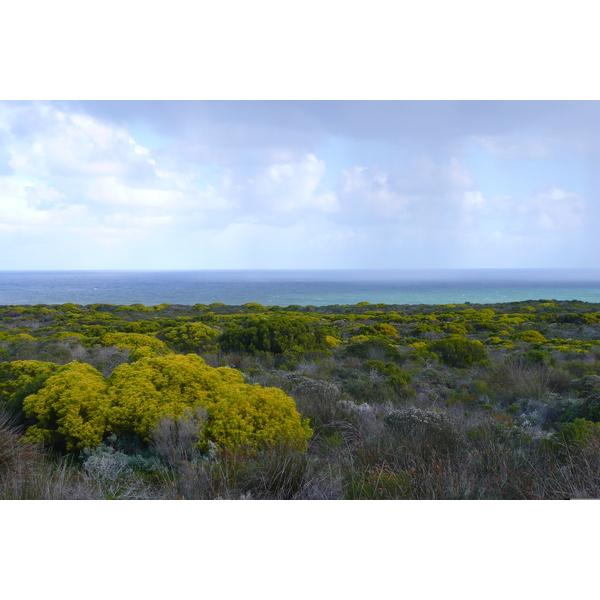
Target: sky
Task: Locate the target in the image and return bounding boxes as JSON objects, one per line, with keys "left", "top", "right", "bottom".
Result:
{"left": 1, "top": 100, "right": 599, "bottom": 270}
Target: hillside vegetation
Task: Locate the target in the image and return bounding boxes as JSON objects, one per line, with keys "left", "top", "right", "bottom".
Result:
{"left": 3, "top": 298, "right": 600, "bottom": 499}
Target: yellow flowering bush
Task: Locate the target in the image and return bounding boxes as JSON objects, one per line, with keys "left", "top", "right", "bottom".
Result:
{"left": 513, "top": 330, "right": 548, "bottom": 344}
{"left": 0, "top": 360, "right": 59, "bottom": 404}
{"left": 22, "top": 361, "right": 110, "bottom": 450}
{"left": 0, "top": 332, "right": 38, "bottom": 342}
{"left": 324, "top": 335, "right": 343, "bottom": 348}
{"left": 106, "top": 354, "right": 311, "bottom": 450}
{"left": 102, "top": 332, "right": 169, "bottom": 357}
{"left": 201, "top": 383, "right": 312, "bottom": 450}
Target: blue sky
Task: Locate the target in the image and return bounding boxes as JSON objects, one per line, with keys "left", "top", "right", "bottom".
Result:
{"left": 0, "top": 100, "right": 597, "bottom": 270}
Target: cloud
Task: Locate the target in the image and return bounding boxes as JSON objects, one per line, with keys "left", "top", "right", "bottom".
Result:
{"left": 340, "top": 165, "right": 413, "bottom": 220}
{"left": 472, "top": 134, "right": 555, "bottom": 159}
{"left": 0, "top": 100, "right": 597, "bottom": 269}
{"left": 0, "top": 177, "right": 83, "bottom": 231}
{"left": 84, "top": 177, "right": 184, "bottom": 208}
{"left": 104, "top": 213, "right": 174, "bottom": 229}
{"left": 256, "top": 153, "right": 338, "bottom": 213}
{"left": 223, "top": 154, "right": 339, "bottom": 225}
{"left": 7, "top": 104, "right": 157, "bottom": 182}
{"left": 395, "top": 156, "right": 476, "bottom": 192}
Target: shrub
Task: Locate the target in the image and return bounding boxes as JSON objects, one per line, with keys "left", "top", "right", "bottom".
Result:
{"left": 150, "top": 408, "right": 208, "bottom": 467}
{"left": 344, "top": 338, "right": 401, "bottom": 362}
{"left": 546, "top": 419, "right": 600, "bottom": 457}
{"left": 106, "top": 354, "right": 312, "bottom": 451}
{"left": 384, "top": 407, "right": 463, "bottom": 456}
{"left": 219, "top": 315, "right": 331, "bottom": 355}
{"left": 0, "top": 360, "right": 59, "bottom": 407}
{"left": 275, "top": 373, "right": 354, "bottom": 430}
{"left": 161, "top": 322, "right": 219, "bottom": 353}
{"left": 486, "top": 356, "right": 552, "bottom": 403}
{"left": 514, "top": 330, "right": 548, "bottom": 344}
{"left": 102, "top": 332, "right": 169, "bottom": 357}
{"left": 364, "top": 360, "right": 412, "bottom": 388}
{"left": 22, "top": 362, "right": 110, "bottom": 450}
{"left": 356, "top": 324, "right": 398, "bottom": 338}
{"left": 428, "top": 336, "right": 487, "bottom": 368}
{"left": 559, "top": 390, "right": 600, "bottom": 424}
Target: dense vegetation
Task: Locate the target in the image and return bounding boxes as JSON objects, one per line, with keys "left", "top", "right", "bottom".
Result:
{"left": 3, "top": 298, "right": 600, "bottom": 499}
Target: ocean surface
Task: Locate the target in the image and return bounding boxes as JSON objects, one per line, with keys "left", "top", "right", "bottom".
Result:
{"left": 2, "top": 269, "right": 600, "bottom": 307}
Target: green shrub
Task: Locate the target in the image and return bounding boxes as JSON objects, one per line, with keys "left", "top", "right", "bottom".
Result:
{"left": 428, "top": 336, "right": 487, "bottom": 368}
{"left": 559, "top": 390, "right": 600, "bottom": 424}
{"left": 161, "top": 322, "right": 219, "bottom": 353}
{"left": 219, "top": 315, "right": 331, "bottom": 355}
{"left": 344, "top": 338, "right": 401, "bottom": 362}
{"left": 364, "top": 360, "right": 412, "bottom": 388}
{"left": 545, "top": 419, "right": 600, "bottom": 458}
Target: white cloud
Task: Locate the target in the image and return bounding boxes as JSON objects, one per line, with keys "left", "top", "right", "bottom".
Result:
{"left": 340, "top": 165, "right": 413, "bottom": 219}
{"left": 85, "top": 176, "right": 184, "bottom": 208}
{"left": 104, "top": 213, "right": 174, "bottom": 229}
{"left": 8, "top": 106, "right": 156, "bottom": 179}
{"left": 472, "top": 134, "right": 554, "bottom": 159}
{"left": 397, "top": 156, "right": 475, "bottom": 192}
{"left": 251, "top": 154, "right": 339, "bottom": 214}
{"left": 0, "top": 177, "right": 80, "bottom": 231}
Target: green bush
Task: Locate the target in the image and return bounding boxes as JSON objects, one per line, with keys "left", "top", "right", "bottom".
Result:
{"left": 428, "top": 336, "right": 487, "bottom": 368}
{"left": 344, "top": 338, "right": 401, "bottom": 362}
{"left": 364, "top": 360, "right": 412, "bottom": 387}
{"left": 559, "top": 390, "right": 600, "bottom": 424}
{"left": 218, "top": 315, "right": 331, "bottom": 355}
{"left": 161, "top": 322, "right": 219, "bottom": 353}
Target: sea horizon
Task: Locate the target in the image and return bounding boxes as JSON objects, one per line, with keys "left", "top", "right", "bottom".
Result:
{"left": 2, "top": 268, "right": 600, "bottom": 307}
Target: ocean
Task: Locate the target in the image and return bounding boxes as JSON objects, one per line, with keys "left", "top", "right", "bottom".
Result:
{"left": 1, "top": 269, "right": 600, "bottom": 307}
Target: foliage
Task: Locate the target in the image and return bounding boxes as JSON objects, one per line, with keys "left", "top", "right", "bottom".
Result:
{"left": 364, "top": 360, "right": 412, "bottom": 388}
{"left": 161, "top": 322, "right": 219, "bottom": 353}
{"left": 218, "top": 315, "right": 331, "bottom": 355}
{"left": 106, "top": 354, "right": 312, "bottom": 450}
{"left": 384, "top": 407, "right": 462, "bottom": 456}
{"left": 428, "top": 335, "right": 487, "bottom": 368}
{"left": 0, "top": 360, "right": 60, "bottom": 408}
{"left": 344, "top": 464, "right": 410, "bottom": 500}
{"left": 6, "top": 298, "right": 600, "bottom": 498}
{"left": 22, "top": 362, "right": 110, "bottom": 450}
{"left": 559, "top": 390, "right": 600, "bottom": 424}
{"left": 355, "top": 323, "right": 399, "bottom": 338}
{"left": 513, "top": 330, "right": 548, "bottom": 344}
{"left": 344, "top": 338, "right": 401, "bottom": 362}
{"left": 102, "top": 332, "right": 169, "bottom": 357}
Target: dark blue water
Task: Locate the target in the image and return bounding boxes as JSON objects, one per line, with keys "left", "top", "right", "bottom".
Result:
{"left": 1, "top": 269, "right": 600, "bottom": 307}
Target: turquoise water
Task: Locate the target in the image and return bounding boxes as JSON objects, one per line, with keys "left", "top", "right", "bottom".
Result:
{"left": 1, "top": 269, "right": 600, "bottom": 307}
